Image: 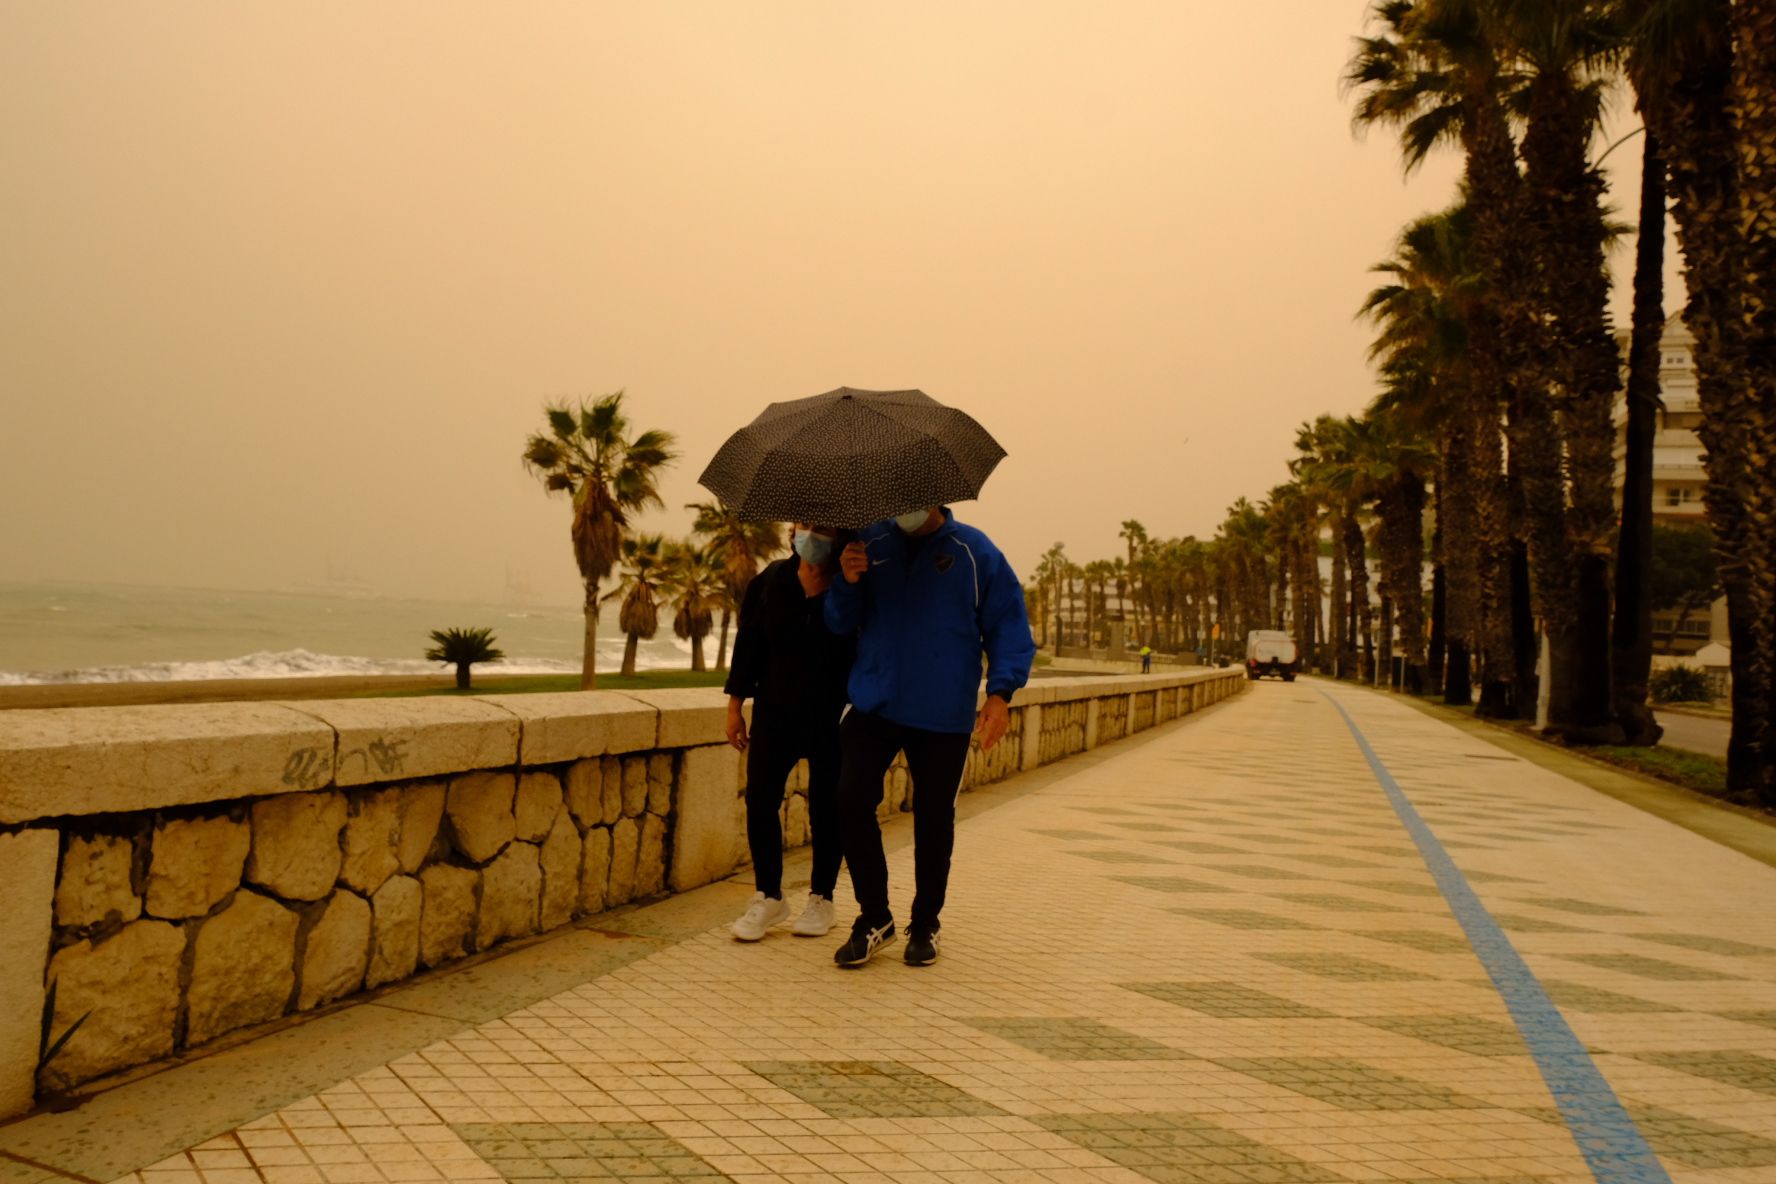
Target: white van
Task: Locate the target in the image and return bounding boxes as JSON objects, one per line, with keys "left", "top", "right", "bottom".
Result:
{"left": 1245, "top": 630, "right": 1299, "bottom": 681}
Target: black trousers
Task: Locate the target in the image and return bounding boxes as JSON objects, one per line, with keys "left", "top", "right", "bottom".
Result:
{"left": 838, "top": 709, "right": 973, "bottom": 932}
{"left": 745, "top": 702, "right": 843, "bottom": 900}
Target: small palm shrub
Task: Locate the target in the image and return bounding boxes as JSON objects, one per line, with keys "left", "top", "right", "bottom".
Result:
{"left": 1649, "top": 664, "right": 1711, "bottom": 704}
{"left": 425, "top": 627, "right": 505, "bottom": 690}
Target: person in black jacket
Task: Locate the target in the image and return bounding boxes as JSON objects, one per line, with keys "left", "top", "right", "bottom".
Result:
{"left": 723, "top": 523, "right": 856, "bottom": 941}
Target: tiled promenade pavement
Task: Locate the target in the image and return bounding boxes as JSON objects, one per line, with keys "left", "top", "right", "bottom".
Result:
{"left": 70, "top": 683, "right": 1776, "bottom": 1183}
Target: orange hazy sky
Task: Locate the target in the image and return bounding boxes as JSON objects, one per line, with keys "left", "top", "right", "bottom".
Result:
{"left": 1, "top": 2, "right": 1670, "bottom": 604}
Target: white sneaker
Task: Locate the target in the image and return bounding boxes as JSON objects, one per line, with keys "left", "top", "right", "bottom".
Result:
{"left": 731, "top": 892, "right": 789, "bottom": 942}
{"left": 790, "top": 893, "right": 836, "bottom": 937}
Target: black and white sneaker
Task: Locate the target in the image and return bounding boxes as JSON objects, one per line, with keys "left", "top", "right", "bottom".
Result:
{"left": 833, "top": 917, "right": 897, "bottom": 967}
{"left": 904, "top": 925, "right": 941, "bottom": 966}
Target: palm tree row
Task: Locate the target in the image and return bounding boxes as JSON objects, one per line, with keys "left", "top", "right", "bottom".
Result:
{"left": 521, "top": 391, "right": 782, "bottom": 687}
{"left": 1341, "top": 0, "right": 1775, "bottom": 806}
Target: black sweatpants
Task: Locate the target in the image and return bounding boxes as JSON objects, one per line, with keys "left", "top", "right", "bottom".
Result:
{"left": 745, "top": 702, "right": 843, "bottom": 900}
{"left": 838, "top": 708, "right": 973, "bottom": 932}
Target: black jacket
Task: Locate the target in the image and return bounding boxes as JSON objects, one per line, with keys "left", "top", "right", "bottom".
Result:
{"left": 723, "top": 558, "right": 855, "bottom": 716}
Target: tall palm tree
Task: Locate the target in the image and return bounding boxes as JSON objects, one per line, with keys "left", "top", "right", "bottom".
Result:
{"left": 663, "top": 542, "right": 728, "bottom": 673}
{"left": 1611, "top": 126, "right": 1670, "bottom": 747}
{"left": 687, "top": 501, "right": 782, "bottom": 671}
{"left": 1620, "top": 0, "right": 1773, "bottom": 799}
{"left": 522, "top": 392, "right": 676, "bottom": 689}
{"left": 1119, "top": 520, "right": 1149, "bottom": 643}
{"left": 1357, "top": 407, "right": 1438, "bottom": 695}
{"left": 1361, "top": 204, "right": 1499, "bottom": 705}
{"left": 1732, "top": 0, "right": 1776, "bottom": 803}
{"left": 1299, "top": 417, "right": 1380, "bottom": 682}
{"left": 604, "top": 534, "right": 669, "bottom": 677}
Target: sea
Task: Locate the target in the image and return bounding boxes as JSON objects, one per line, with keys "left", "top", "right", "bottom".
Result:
{"left": 0, "top": 581, "right": 696, "bottom": 685}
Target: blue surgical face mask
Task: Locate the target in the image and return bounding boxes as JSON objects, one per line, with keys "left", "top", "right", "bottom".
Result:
{"left": 793, "top": 530, "right": 833, "bottom": 566}
{"left": 895, "top": 509, "right": 933, "bottom": 533}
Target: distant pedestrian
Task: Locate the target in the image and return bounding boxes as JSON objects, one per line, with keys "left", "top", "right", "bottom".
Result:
{"left": 1140, "top": 645, "right": 1153, "bottom": 674}
{"left": 723, "top": 523, "right": 855, "bottom": 942}
{"left": 826, "top": 505, "right": 1035, "bottom": 968}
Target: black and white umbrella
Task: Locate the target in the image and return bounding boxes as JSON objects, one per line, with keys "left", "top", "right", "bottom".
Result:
{"left": 697, "top": 387, "right": 1007, "bottom": 528}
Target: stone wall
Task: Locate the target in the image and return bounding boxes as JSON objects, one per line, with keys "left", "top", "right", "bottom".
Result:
{"left": 0, "top": 670, "right": 1245, "bottom": 1116}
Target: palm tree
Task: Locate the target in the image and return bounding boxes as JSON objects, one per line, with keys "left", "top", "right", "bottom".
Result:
{"left": 1611, "top": 125, "right": 1670, "bottom": 747}
{"left": 1119, "top": 520, "right": 1149, "bottom": 643}
{"left": 1348, "top": 0, "right": 1529, "bottom": 717}
{"left": 604, "top": 534, "right": 669, "bottom": 677}
{"left": 1620, "top": 0, "right": 1772, "bottom": 800}
{"left": 687, "top": 501, "right": 782, "bottom": 671}
{"left": 425, "top": 627, "right": 505, "bottom": 691}
{"left": 1357, "top": 408, "right": 1437, "bottom": 695}
{"left": 663, "top": 542, "right": 728, "bottom": 673}
{"left": 1298, "top": 417, "right": 1380, "bottom": 682}
{"left": 1729, "top": 0, "right": 1776, "bottom": 803}
{"left": 1361, "top": 204, "right": 1496, "bottom": 705}
{"left": 522, "top": 392, "right": 676, "bottom": 689}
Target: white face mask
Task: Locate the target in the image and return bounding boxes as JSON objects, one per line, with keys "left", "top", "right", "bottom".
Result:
{"left": 895, "top": 509, "right": 933, "bottom": 533}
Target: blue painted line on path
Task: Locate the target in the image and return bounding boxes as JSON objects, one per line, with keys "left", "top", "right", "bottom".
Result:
{"left": 1318, "top": 689, "right": 1672, "bottom": 1184}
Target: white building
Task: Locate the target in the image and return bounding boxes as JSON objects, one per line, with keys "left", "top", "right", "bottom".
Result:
{"left": 1612, "top": 316, "right": 1727, "bottom": 656}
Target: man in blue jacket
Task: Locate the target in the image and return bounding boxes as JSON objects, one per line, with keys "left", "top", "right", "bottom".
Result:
{"left": 826, "top": 504, "right": 1036, "bottom": 967}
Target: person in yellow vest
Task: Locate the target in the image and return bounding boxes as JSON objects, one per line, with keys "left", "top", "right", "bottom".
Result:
{"left": 1139, "top": 645, "right": 1152, "bottom": 674}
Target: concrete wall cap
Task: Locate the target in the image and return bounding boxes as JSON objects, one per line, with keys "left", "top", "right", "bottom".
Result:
{"left": 615, "top": 688, "right": 731, "bottom": 749}
{"left": 476, "top": 692, "right": 660, "bottom": 764}
{"left": 276, "top": 698, "right": 518, "bottom": 787}
{"left": 0, "top": 702, "right": 336, "bottom": 825}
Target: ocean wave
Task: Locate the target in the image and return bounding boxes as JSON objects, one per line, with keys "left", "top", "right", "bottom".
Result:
{"left": 0, "top": 643, "right": 692, "bottom": 686}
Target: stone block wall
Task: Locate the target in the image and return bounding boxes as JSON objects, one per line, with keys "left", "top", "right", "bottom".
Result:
{"left": 0, "top": 670, "right": 1244, "bottom": 1115}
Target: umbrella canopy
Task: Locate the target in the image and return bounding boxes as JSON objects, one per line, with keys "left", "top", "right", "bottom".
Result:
{"left": 697, "top": 387, "right": 1006, "bottom": 528}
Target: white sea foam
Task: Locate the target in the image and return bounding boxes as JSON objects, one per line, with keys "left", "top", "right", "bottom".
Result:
{"left": 0, "top": 642, "right": 690, "bottom": 686}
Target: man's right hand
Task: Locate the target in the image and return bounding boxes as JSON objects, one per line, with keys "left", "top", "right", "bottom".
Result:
{"left": 840, "top": 541, "right": 870, "bottom": 584}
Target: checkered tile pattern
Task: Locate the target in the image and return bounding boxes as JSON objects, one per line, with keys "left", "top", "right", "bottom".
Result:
{"left": 101, "top": 682, "right": 1776, "bottom": 1184}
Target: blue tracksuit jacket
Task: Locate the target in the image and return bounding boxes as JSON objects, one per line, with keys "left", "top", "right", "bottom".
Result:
{"left": 824, "top": 509, "right": 1036, "bottom": 734}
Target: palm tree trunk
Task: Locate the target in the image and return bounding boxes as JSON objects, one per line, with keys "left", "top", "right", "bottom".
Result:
{"left": 1343, "top": 512, "right": 1373, "bottom": 683}
{"left": 1632, "top": 2, "right": 1768, "bottom": 795}
{"left": 1730, "top": 0, "right": 1776, "bottom": 805}
{"left": 691, "top": 635, "right": 707, "bottom": 673}
{"left": 456, "top": 663, "right": 471, "bottom": 691}
{"left": 1519, "top": 71, "right": 1624, "bottom": 744}
{"left": 1428, "top": 469, "right": 1445, "bottom": 695}
{"left": 1611, "top": 130, "right": 1669, "bottom": 747}
{"left": 581, "top": 582, "right": 600, "bottom": 690}
{"left": 714, "top": 608, "right": 732, "bottom": 672}
{"left": 1377, "top": 596, "right": 1394, "bottom": 689}
{"left": 1330, "top": 534, "right": 1347, "bottom": 677}
{"left": 621, "top": 632, "right": 640, "bottom": 677}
